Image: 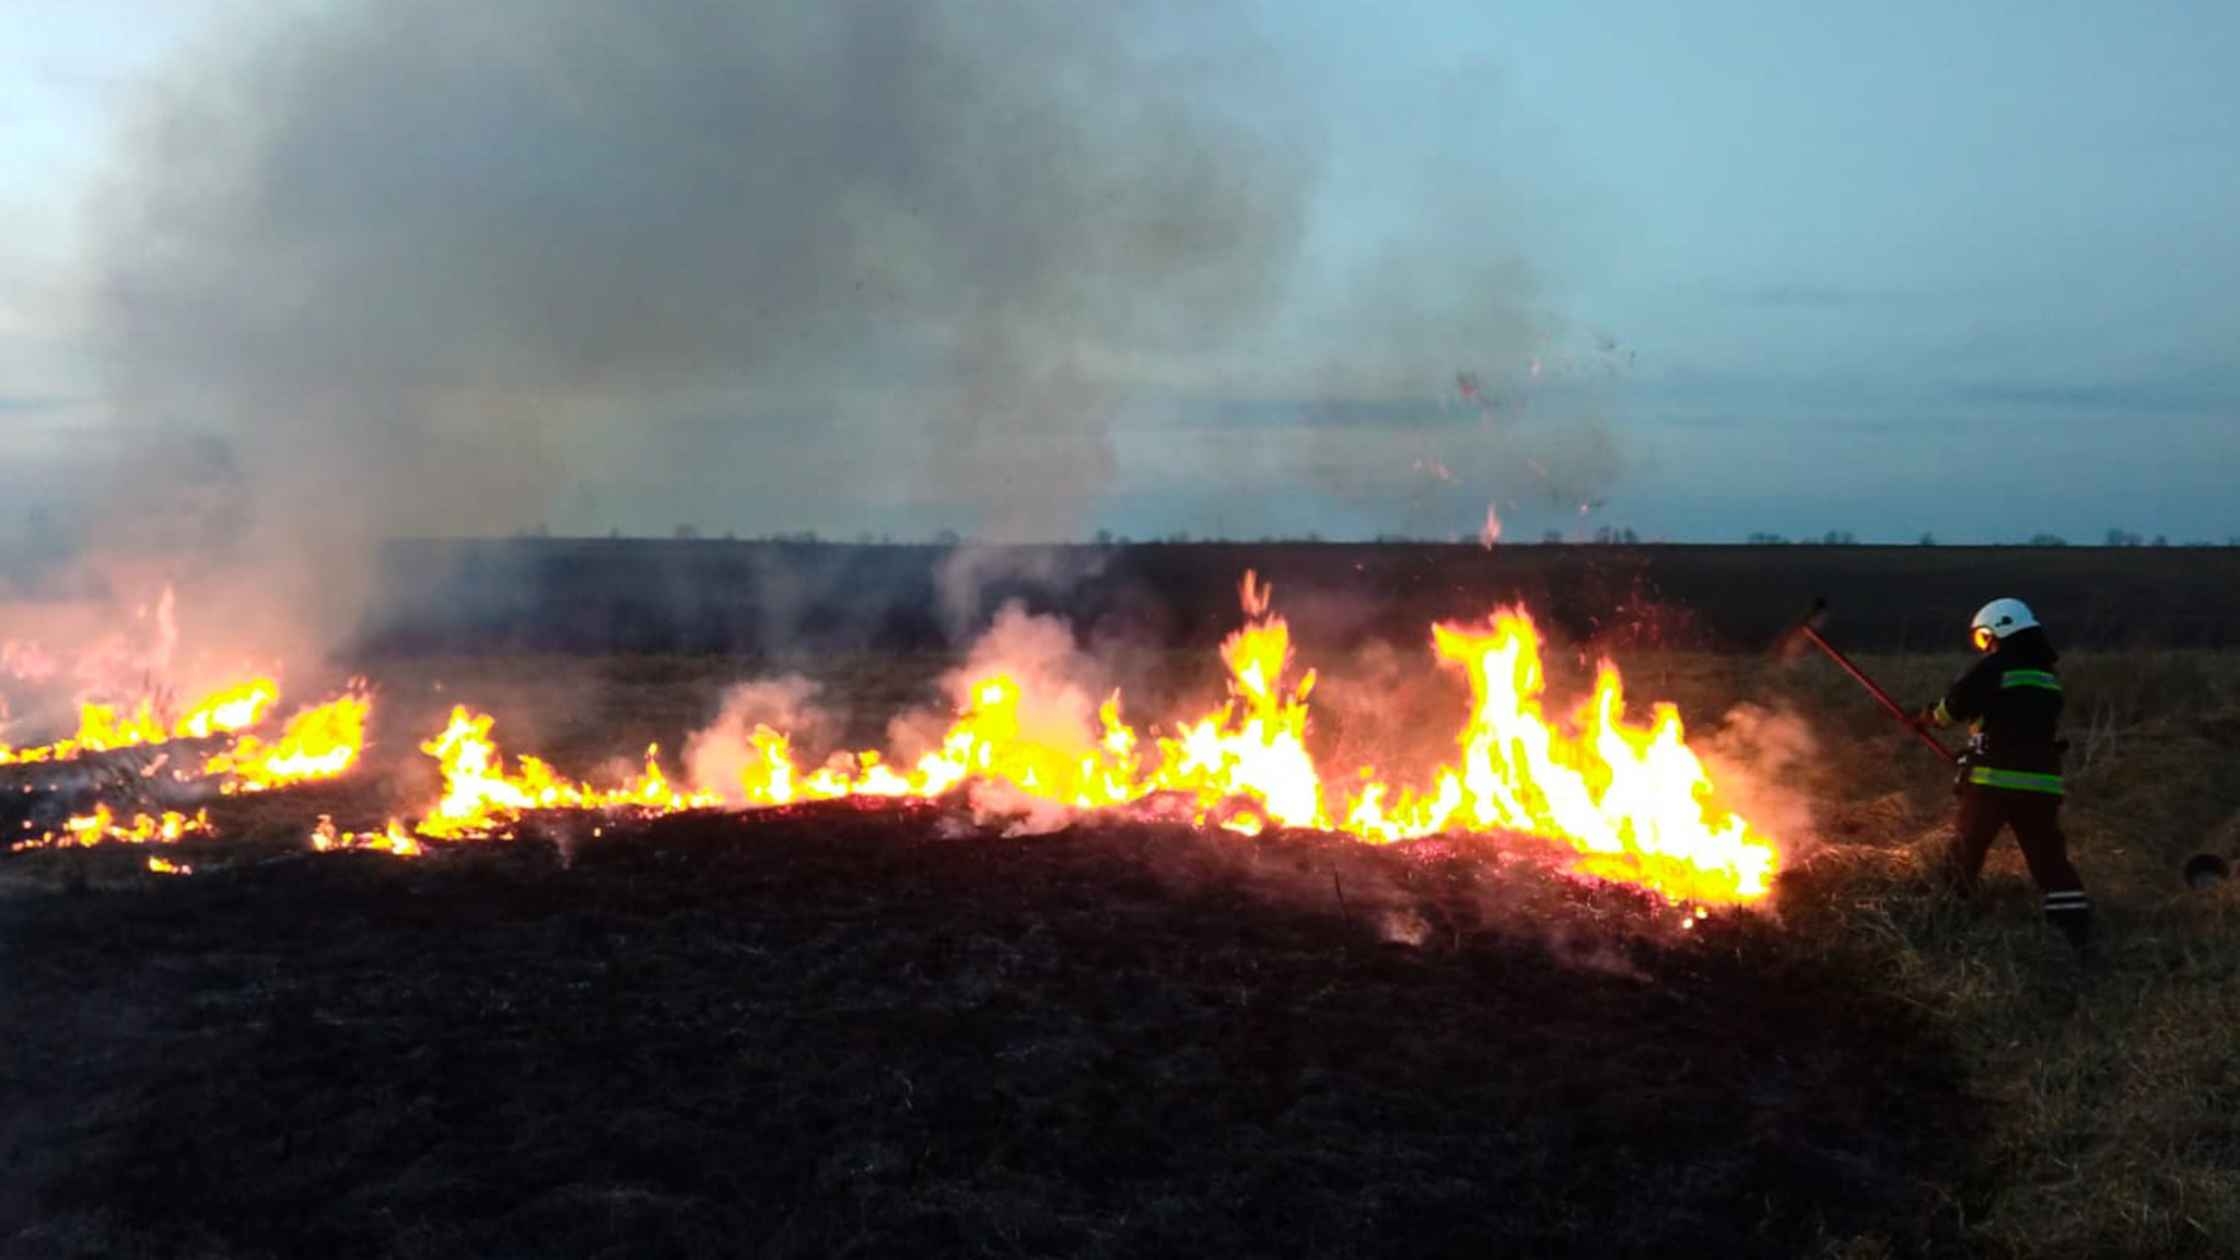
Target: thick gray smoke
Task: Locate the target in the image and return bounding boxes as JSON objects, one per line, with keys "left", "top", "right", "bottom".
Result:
{"left": 88, "top": 0, "right": 1314, "bottom": 631}
{"left": 74, "top": 0, "right": 1597, "bottom": 662}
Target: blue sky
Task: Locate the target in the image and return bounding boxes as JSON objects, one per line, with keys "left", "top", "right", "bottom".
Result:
{"left": 6, "top": 0, "right": 2237, "bottom": 544}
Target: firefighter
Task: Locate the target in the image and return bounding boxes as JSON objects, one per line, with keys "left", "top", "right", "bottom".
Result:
{"left": 1915, "top": 598, "right": 2090, "bottom": 951}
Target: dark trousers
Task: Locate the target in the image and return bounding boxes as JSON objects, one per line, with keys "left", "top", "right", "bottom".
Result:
{"left": 1945, "top": 786, "right": 2090, "bottom": 948}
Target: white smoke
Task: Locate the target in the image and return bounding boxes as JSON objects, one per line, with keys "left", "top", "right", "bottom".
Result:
{"left": 1697, "top": 702, "right": 1823, "bottom": 858}
{"left": 888, "top": 602, "right": 1112, "bottom": 764}
{"left": 683, "top": 675, "right": 835, "bottom": 803}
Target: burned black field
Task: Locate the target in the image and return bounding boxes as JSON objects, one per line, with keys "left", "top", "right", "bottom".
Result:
{"left": 3, "top": 808, "right": 1978, "bottom": 1259}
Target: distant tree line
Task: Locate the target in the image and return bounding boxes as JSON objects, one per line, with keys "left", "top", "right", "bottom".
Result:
{"left": 1745, "top": 531, "right": 1858, "bottom": 545}
{"left": 507, "top": 523, "right": 2240, "bottom": 547}
{"left": 1742, "top": 529, "right": 2234, "bottom": 547}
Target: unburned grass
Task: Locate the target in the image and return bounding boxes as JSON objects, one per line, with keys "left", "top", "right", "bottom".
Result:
{"left": 1768, "top": 648, "right": 2240, "bottom": 1257}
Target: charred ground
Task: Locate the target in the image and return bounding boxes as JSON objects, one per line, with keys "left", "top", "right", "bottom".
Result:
{"left": 3, "top": 810, "right": 1977, "bottom": 1259}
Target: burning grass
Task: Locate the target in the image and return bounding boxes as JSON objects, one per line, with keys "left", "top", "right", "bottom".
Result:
{"left": 12, "top": 573, "right": 1779, "bottom": 908}
{"left": 4, "top": 689, "right": 372, "bottom": 853}
{"left": 0, "top": 677, "right": 277, "bottom": 767}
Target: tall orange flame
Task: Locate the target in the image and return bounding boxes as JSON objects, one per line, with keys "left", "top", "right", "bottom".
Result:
{"left": 1336, "top": 612, "right": 1776, "bottom": 901}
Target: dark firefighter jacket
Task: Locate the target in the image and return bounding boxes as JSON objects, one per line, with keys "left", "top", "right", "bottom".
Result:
{"left": 1926, "top": 626, "right": 2065, "bottom": 794}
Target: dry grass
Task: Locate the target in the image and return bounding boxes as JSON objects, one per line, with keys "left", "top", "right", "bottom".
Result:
{"left": 1764, "top": 649, "right": 2240, "bottom": 1257}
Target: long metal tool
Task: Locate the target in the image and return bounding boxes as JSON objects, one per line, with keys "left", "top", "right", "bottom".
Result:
{"left": 1787, "top": 598, "right": 1957, "bottom": 764}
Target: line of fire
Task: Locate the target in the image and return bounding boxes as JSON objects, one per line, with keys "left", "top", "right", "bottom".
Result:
{"left": 4, "top": 569, "right": 1778, "bottom": 916}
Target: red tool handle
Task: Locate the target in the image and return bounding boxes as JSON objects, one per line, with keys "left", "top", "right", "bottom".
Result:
{"left": 1796, "top": 619, "right": 1958, "bottom": 764}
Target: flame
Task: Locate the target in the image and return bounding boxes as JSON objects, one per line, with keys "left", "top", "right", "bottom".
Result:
{"left": 1237, "top": 570, "right": 1273, "bottom": 619}
{"left": 202, "top": 691, "right": 372, "bottom": 792}
{"left": 173, "top": 679, "right": 280, "bottom": 739}
{"left": 1143, "top": 604, "right": 1326, "bottom": 829}
{"left": 1335, "top": 612, "right": 1777, "bottom": 902}
{"left": 147, "top": 855, "right": 193, "bottom": 876}
{"left": 0, "top": 700, "right": 164, "bottom": 766}
{"left": 374, "top": 572, "right": 1780, "bottom": 906}
{"left": 414, "top": 707, "right": 718, "bottom": 840}
{"left": 737, "top": 724, "right": 801, "bottom": 806}
{"left": 311, "top": 815, "right": 425, "bottom": 858}
{"left": 1, "top": 677, "right": 280, "bottom": 766}
{"left": 734, "top": 676, "right": 1140, "bottom": 813}
{"left": 9, "top": 803, "right": 214, "bottom": 852}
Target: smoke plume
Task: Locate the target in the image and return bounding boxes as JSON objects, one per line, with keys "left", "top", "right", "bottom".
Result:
{"left": 86, "top": 0, "right": 1315, "bottom": 637}
{"left": 67, "top": 0, "right": 1590, "bottom": 665}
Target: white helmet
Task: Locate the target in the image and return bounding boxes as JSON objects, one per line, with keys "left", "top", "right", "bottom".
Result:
{"left": 1970, "top": 598, "right": 2038, "bottom": 651}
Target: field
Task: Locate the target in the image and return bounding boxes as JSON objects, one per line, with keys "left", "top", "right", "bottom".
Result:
{"left": 364, "top": 539, "right": 2240, "bottom": 656}
{"left": 6, "top": 546, "right": 2240, "bottom": 1257}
